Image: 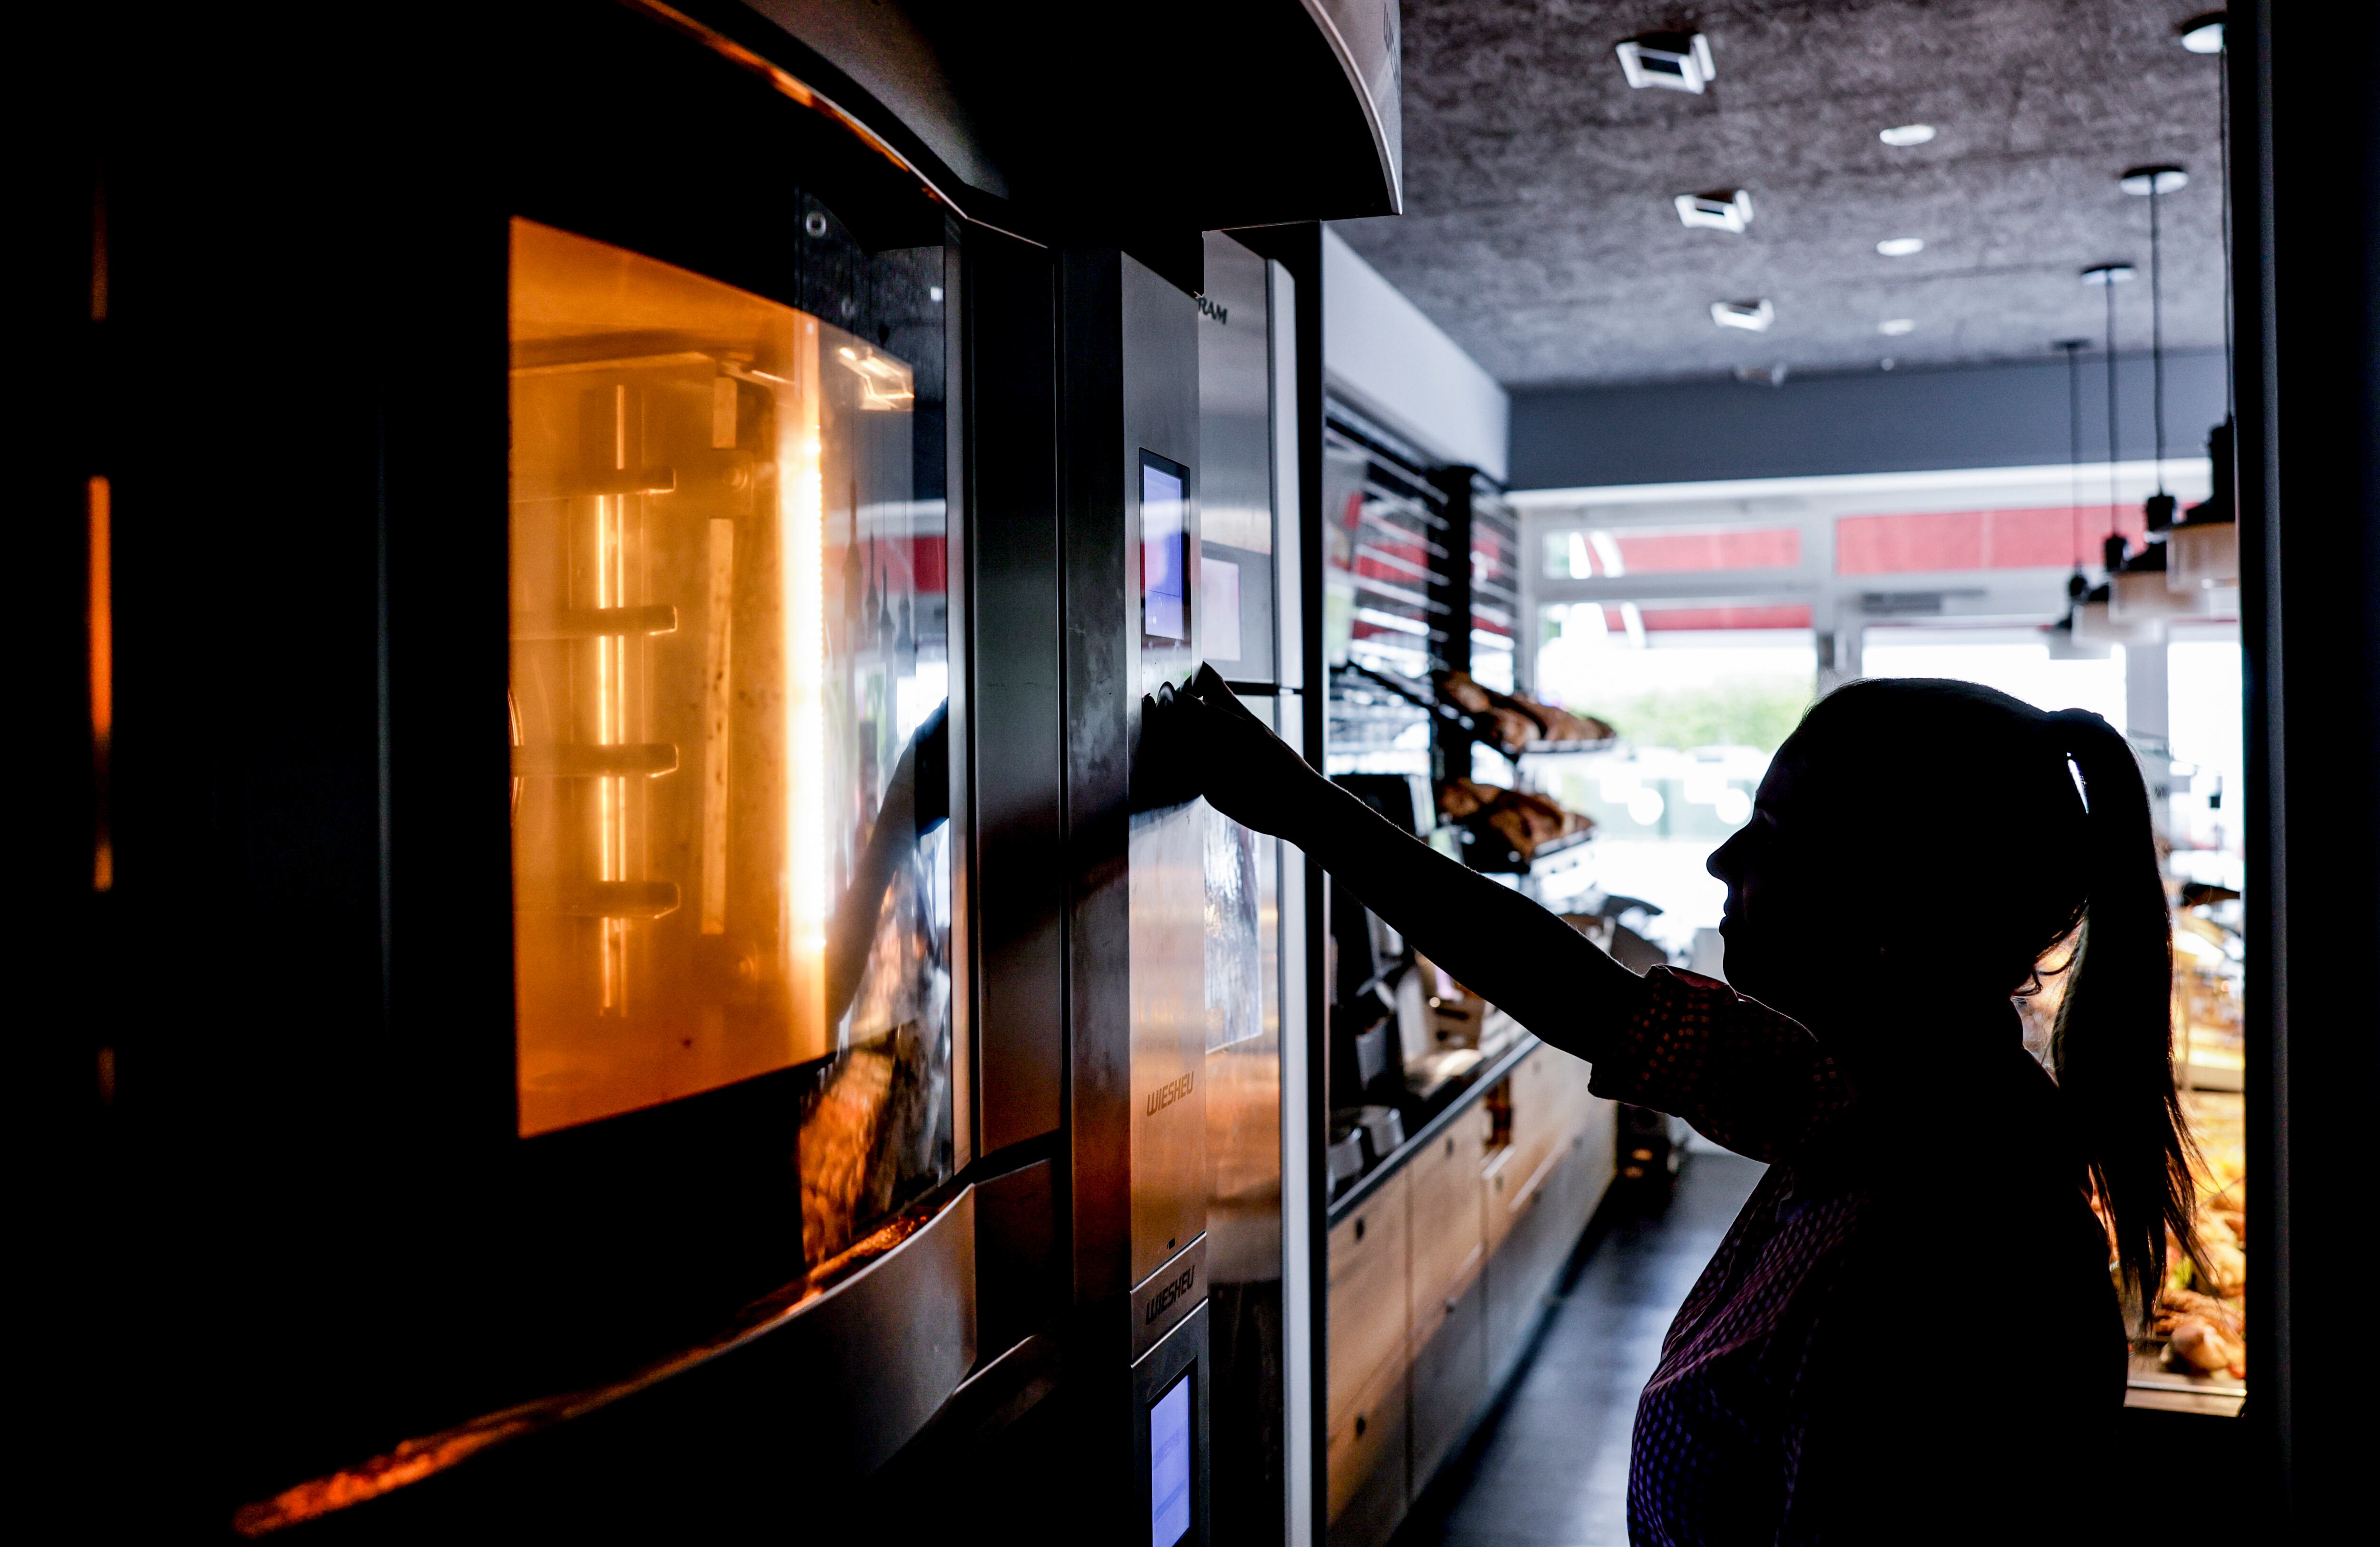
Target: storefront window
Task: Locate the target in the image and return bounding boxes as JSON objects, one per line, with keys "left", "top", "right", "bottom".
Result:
{"left": 1544, "top": 524, "right": 1801, "bottom": 578}
{"left": 1866, "top": 618, "right": 2249, "bottom": 1408}
{"left": 1860, "top": 625, "right": 2129, "bottom": 724}
{"left": 1530, "top": 606, "right": 1816, "bottom": 956}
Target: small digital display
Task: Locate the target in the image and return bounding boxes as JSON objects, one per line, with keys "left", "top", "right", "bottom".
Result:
{"left": 1141, "top": 454, "right": 1190, "bottom": 646}
{"left": 1149, "top": 1375, "right": 1192, "bottom": 1547}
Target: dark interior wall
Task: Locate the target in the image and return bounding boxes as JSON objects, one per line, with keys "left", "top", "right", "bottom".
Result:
{"left": 1508, "top": 348, "right": 2225, "bottom": 490}
{"left": 2233, "top": 0, "right": 2380, "bottom": 1528}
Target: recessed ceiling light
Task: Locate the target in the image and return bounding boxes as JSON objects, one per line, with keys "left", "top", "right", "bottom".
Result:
{"left": 1617, "top": 32, "right": 1716, "bottom": 93}
{"left": 1711, "top": 298, "right": 1775, "bottom": 332}
{"left": 2120, "top": 164, "right": 2189, "bottom": 196}
{"left": 1875, "top": 237, "right": 1925, "bottom": 257}
{"left": 1675, "top": 189, "right": 1754, "bottom": 232}
{"left": 2180, "top": 13, "right": 2225, "bottom": 53}
{"left": 1879, "top": 318, "right": 1916, "bottom": 336}
{"left": 1880, "top": 123, "right": 1936, "bottom": 147}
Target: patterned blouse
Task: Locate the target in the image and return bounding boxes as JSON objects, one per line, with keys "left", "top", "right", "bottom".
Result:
{"left": 1590, "top": 968, "right": 2127, "bottom": 1546}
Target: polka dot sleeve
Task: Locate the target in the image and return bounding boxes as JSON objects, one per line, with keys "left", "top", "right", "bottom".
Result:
{"left": 1585, "top": 966, "right": 1853, "bottom": 1162}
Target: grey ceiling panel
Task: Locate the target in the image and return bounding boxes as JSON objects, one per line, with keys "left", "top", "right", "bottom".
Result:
{"left": 1333, "top": 0, "right": 2228, "bottom": 389}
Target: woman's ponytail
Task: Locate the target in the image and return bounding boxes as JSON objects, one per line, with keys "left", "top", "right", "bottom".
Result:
{"left": 2046, "top": 709, "right": 2200, "bottom": 1320}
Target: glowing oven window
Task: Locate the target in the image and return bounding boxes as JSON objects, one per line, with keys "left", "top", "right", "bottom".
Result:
{"left": 508, "top": 218, "right": 951, "bottom": 1191}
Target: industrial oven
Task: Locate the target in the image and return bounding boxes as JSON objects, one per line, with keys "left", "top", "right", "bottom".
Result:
{"left": 55, "top": 0, "right": 1395, "bottom": 1538}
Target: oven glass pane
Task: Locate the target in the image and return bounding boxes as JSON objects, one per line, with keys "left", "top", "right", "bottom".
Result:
{"left": 507, "top": 217, "right": 951, "bottom": 1220}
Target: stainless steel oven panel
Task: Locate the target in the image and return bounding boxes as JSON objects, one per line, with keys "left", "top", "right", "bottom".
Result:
{"left": 237, "top": 1187, "right": 976, "bottom": 1531}
{"left": 755, "top": 1185, "right": 978, "bottom": 1475}
{"left": 1199, "top": 233, "right": 1277, "bottom": 684}
{"left": 1131, "top": 793, "right": 1211, "bottom": 1284}
{"left": 1123, "top": 253, "right": 1210, "bottom": 1289}
{"left": 1132, "top": 1233, "right": 1210, "bottom": 1361}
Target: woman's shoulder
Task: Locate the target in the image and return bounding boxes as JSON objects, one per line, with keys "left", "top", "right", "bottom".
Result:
{"left": 1594, "top": 966, "right": 1851, "bottom": 1163}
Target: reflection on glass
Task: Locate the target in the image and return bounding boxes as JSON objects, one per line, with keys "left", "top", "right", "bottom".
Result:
{"left": 508, "top": 218, "right": 950, "bottom": 1258}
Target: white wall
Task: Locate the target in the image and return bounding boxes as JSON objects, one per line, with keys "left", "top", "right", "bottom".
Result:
{"left": 1323, "top": 228, "right": 1509, "bottom": 480}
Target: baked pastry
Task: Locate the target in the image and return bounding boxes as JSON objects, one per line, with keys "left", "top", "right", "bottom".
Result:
{"left": 1434, "top": 670, "right": 1614, "bottom": 753}
{"left": 2166, "top": 1317, "right": 2242, "bottom": 1374}
{"left": 1436, "top": 778, "right": 1492, "bottom": 822}
{"left": 1439, "top": 779, "right": 1594, "bottom": 865}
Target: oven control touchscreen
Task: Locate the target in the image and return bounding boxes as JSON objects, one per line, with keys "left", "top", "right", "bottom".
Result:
{"left": 1149, "top": 1374, "right": 1193, "bottom": 1547}
{"left": 1140, "top": 451, "right": 1191, "bottom": 659}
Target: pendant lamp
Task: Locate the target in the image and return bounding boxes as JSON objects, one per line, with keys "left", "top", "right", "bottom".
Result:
{"left": 2072, "top": 263, "right": 2166, "bottom": 636}
{"left": 2166, "top": 18, "right": 2241, "bottom": 595}
{"left": 2169, "top": 423, "right": 2240, "bottom": 592}
{"left": 2105, "top": 169, "right": 2210, "bottom": 624}
{"left": 2045, "top": 338, "right": 2111, "bottom": 659}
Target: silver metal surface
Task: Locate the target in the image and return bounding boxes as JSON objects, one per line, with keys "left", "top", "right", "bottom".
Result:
{"left": 1200, "top": 234, "right": 1278, "bottom": 685}
{"left": 235, "top": 1186, "right": 979, "bottom": 1526}
{"left": 1275, "top": 694, "right": 1314, "bottom": 1547}
{"left": 1125, "top": 252, "right": 1212, "bottom": 1290}
{"left": 1131, "top": 798, "right": 1212, "bottom": 1285}
{"left": 1204, "top": 735, "right": 1279, "bottom": 1277}
{"left": 1270, "top": 265, "right": 1306, "bottom": 694}
{"left": 765, "top": 1184, "right": 979, "bottom": 1476}
{"left": 1303, "top": 0, "right": 1404, "bottom": 210}
{"left": 1132, "top": 1233, "right": 1211, "bottom": 1361}
{"left": 1200, "top": 236, "right": 1275, "bottom": 555}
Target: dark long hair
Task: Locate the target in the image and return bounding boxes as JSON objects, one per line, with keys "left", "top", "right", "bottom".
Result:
{"left": 1797, "top": 680, "right": 2199, "bottom": 1315}
{"left": 2044, "top": 706, "right": 2201, "bottom": 1316}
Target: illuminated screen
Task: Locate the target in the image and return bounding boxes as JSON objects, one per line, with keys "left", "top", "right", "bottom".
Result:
{"left": 1150, "top": 1375, "right": 1192, "bottom": 1547}
{"left": 1141, "top": 454, "right": 1190, "bottom": 645}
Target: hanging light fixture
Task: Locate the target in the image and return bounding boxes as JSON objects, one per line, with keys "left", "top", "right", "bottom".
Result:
{"left": 2074, "top": 263, "right": 2159, "bottom": 642}
{"left": 2107, "top": 169, "right": 2210, "bottom": 623}
{"left": 2168, "top": 19, "right": 2241, "bottom": 595}
{"left": 2122, "top": 164, "right": 2187, "bottom": 530}
{"left": 2170, "top": 423, "right": 2240, "bottom": 591}
{"left": 2046, "top": 338, "right": 2111, "bottom": 659}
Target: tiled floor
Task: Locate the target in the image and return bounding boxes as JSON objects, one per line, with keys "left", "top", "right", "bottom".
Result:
{"left": 1395, "top": 1144, "right": 1767, "bottom": 1547}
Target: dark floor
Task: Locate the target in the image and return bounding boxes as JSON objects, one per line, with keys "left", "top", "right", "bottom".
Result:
{"left": 1396, "top": 1144, "right": 1767, "bottom": 1547}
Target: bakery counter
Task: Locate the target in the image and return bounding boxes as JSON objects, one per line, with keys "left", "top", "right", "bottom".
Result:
{"left": 1323, "top": 1018, "right": 1619, "bottom": 1547}
{"left": 1328, "top": 1015, "right": 1539, "bottom": 1224}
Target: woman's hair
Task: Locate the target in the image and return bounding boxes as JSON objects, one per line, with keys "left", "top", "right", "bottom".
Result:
{"left": 1794, "top": 678, "right": 2200, "bottom": 1314}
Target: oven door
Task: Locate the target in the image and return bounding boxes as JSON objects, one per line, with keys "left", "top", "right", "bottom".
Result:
{"left": 229, "top": 6, "right": 972, "bottom": 1531}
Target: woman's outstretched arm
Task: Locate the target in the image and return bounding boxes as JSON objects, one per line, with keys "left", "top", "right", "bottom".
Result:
{"left": 1154, "top": 667, "right": 1651, "bottom": 1061}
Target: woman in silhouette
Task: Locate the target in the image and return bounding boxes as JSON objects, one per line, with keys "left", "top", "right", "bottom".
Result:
{"left": 1156, "top": 668, "right": 2198, "bottom": 1546}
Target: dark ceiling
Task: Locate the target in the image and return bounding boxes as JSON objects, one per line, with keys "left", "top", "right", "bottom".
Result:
{"left": 1332, "top": 0, "right": 2229, "bottom": 389}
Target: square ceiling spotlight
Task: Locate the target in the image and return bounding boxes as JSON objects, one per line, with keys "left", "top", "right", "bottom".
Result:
{"left": 1711, "top": 298, "right": 1775, "bottom": 332}
{"left": 1617, "top": 31, "right": 1716, "bottom": 92}
{"left": 1676, "top": 190, "right": 1753, "bottom": 231}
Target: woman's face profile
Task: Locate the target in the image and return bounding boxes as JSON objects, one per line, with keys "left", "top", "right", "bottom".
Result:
{"left": 1705, "top": 730, "right": 1861, "bottom": 1020}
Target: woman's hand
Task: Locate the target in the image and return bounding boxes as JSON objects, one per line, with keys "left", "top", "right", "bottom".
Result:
{"left": 1148, "top": 666, "right": 1644, "bottom": 1053}
{"left": 1140, "top": 664, "right": 1322, "bottom": 836}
